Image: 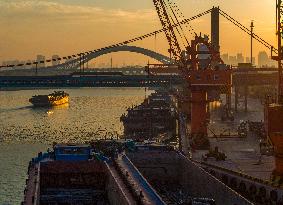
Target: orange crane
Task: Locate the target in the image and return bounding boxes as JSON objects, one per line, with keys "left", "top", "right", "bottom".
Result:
{"left": 267, "top": 0, "right": 283, "bottom": 180}
{"left": 152, "top": 0, "right": 232, "bottom": 149}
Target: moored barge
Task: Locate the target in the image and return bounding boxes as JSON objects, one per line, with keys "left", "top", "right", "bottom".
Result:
{"left": 23, "top": 141, "right": 252, "bottom": 205}
{"left": 121, "top": 91, "right": 177, "bottom": 141}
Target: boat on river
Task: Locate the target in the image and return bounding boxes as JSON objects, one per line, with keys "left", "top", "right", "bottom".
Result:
{"left": 29, "top": 91, "right": 69, "bottom": 107}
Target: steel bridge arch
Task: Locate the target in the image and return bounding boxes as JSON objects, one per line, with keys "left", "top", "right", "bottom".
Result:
{"left": 86, "top": 45, "right": 171, "bottom": 64}
{"left": 51, "top": 45, "right": 171, "bottom": 70}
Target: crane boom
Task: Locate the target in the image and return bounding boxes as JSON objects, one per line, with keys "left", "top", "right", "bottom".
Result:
{"left": 153, "top": 0, "right": 182, "bottom": 60}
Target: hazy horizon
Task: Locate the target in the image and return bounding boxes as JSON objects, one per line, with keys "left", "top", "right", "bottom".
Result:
{"left": 0, "top": 0, "right": 277, "bottom": 66}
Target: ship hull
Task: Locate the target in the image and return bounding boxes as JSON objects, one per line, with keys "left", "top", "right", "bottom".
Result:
{"left": 30, "top": 96, "right": 69, "bottom": 107}
{"left": 29, "top": 91, "right": 69, "bottom": 107}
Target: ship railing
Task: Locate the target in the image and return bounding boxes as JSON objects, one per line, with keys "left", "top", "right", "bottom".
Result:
{"left": 120, "top": 154, "right": 166, "bottom": 205}
{"left": 104, "top": 162, "right": 133, "bottom": 205}
{"left": 194, "top": 159, "right": 272, "bottom": 187}
{"left": 32, "top": 152, "right": 51, "bottom": 164}
{"left": 33, "top": 163, "right": 41, "bottom": 205}
{"left": 112, "top": 157, "right": 142, "bottom": 202}
{"left": 192, "top": 159, "right": 283, "bottom": 201}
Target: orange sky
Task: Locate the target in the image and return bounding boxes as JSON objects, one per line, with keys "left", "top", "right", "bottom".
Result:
{"left": 0, "top": 0, "right": 277, "bottom": 66}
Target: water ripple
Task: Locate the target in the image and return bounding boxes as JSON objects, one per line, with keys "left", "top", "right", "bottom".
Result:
{"left": 0, "top": 87, "right": 149, "bottom": 204}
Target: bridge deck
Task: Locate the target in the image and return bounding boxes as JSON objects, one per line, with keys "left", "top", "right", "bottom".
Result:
{"left": 0, "top": 70, "right": 278, "bottom": 88}
{"left": 0, "top": 74, "right": 182, "bottom": 88}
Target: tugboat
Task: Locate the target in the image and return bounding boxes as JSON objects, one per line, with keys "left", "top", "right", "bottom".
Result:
{"left": 29, "top": 91, "right": 69, "bottom": 107}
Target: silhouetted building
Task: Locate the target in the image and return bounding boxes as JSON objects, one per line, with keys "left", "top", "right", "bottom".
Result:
{"left": 237, "top": 53, "right": 244, "bottom": 64}
{"left": 258, "top": 51, "right": 269, "bottom": 67}
{"left": 221, "top": 53, "right": 229, "bottom": 64}
{"left": 52, "top": 55, "right": 60, "bottom": 66}
{"left": 36, "top": 55, "right": 45, "bottom": 68}
{"left": 246, "top": 57, "right": 255, "bottom": 65}
{"left": 229, "top": 56, "right": 237, "bottom": 66}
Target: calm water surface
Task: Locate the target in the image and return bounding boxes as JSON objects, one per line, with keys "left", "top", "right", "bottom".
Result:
{"left": 0, "top": 88, "right": 149, "bottom": 205}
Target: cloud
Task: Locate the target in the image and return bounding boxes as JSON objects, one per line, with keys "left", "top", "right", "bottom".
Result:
{"left": 0, "top": 0, "right": 157, "bottom": 23}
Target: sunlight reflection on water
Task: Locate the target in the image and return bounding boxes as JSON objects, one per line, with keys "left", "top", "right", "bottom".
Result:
{"left": 0, "top": 87, "right": 149, "bottom": 204}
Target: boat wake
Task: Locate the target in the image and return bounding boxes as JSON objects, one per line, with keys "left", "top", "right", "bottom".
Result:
{"left": 0, "top": 105, "right": 33, "bottom": 113}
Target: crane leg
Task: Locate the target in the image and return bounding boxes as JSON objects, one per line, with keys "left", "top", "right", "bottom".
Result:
{"left": 191, "top": 90, "right": 210, "bottom": 150}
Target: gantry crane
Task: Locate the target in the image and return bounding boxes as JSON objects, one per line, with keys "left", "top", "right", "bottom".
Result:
{"left": 266, "top": 0, "right": 283, "bottom": 180}
{"left": 152, "top": 0, "right": 232, "bottom": 149}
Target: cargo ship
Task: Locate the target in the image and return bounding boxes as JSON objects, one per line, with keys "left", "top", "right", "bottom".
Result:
{"left": 119, "top": 89, "right": 283, "bottom": 204}
{"left": 29, "top": 91, "right": 69, "bottom": 107}
{"left": 22, "top": 141, "right": 251, "bottom": 205}
{"left": 120, "top": 91, "right": 177, "bottom": 141}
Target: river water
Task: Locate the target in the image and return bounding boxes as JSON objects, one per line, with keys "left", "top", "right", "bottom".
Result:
{"left": 0, "top": 88, "right": 149, "bottom": 205}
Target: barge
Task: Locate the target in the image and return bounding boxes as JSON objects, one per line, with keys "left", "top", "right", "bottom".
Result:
{"left": 29, "top": 91, "right": 69, "bottom": 107}
{"left": 23, "top": 141, "right": 252, "bottom": 205}
{"left": 120, "top": 91, "right": 177, "bottom": 141}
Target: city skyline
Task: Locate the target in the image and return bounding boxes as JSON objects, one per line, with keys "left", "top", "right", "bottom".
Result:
{"left": 0, "top": 0, "right": 276, "bottom": 66}
{"left": 221, "top": 50, "right": 277, "bottom": 67}
{"left": 2, "top": 50, "right": 277, "bottom": 69}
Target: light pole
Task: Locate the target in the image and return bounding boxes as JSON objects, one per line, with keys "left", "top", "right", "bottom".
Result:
{"left": 250, "top": 21, "right": 254, "bottom": 65}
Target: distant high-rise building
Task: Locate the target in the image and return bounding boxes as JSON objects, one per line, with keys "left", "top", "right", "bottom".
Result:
{"left": 228, "top": 56, "right": 237, "bottom": 66}
{"left": 252, "top": 57, "right": 255, "bottom": 65}
{"left": 36, "top": 55, "right": 45, "bottom": 68}
{"left": 269, "top": 56, "right": 277, "bottom": 67}
{"left": 258, "top": 51, "right": 269, "bottom": 67}
{"left": 245, "top": 57, "right": 255, "bottom": 64}
{"left": 221, "top": 53, "right": 229, "bottom": 64}
{"left": 51, "top": 55, "right": 60, "bottom": 66}
{"left": 246, "top": 57, "right": 250, "bottom": 63}
{"left": 237, "top": 53, "right": 244, "bottom": 64}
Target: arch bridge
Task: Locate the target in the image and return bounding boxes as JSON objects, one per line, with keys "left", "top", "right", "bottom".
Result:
{"left": 51, "top": 45, "right": 171, "bottom": 70}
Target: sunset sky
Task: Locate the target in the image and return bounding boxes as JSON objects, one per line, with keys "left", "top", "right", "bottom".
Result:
{"left": 0, "top": 0, "right": 277, "bottom": 66}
